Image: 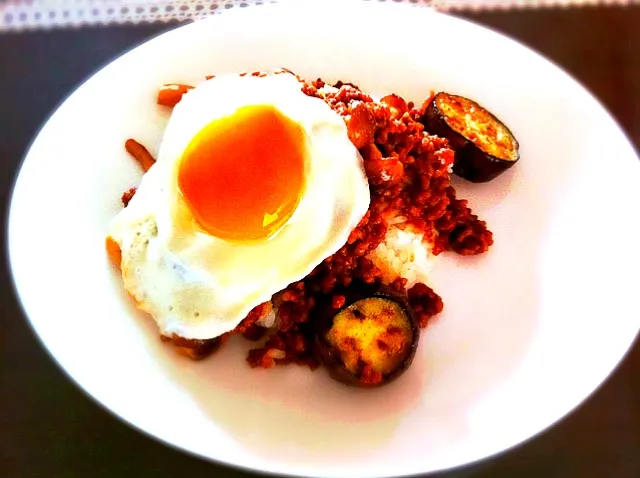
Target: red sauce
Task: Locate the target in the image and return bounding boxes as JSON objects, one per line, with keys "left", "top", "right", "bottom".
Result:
{"left": 244, "top": 78, "right": 492, "bottom": 369}
{"left": 130, "top": 74, "right": 493, "bottom": 368}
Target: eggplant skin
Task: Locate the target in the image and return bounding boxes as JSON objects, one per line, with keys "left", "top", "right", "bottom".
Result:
{"left": 312, "top": 284, "right": 419, "bottom": 388}
{"left": 424, "top": 92, "right": 520, "bottom": 183}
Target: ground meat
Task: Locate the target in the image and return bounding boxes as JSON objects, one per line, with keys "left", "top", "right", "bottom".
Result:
{"left": 408, "top": 283, "right": 444, "bottom": 328}
{"left": 143, "top": 75, "right": 492, "bottom": 367}
{"left": 235, "top": 302, "right": 272, "bottom": 341}
{"left": 244, "top": 78, "right": 492, "bottom": 369}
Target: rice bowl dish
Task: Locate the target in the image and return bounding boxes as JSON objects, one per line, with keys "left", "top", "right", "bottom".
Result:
{"left": 107, "top": 69, "right": 502, "bottom": 386}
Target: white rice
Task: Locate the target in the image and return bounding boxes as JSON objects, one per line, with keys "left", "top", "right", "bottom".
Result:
{"left": 368, "top": 225, "right": 435, "bottom": 288}
{"left": 256, "top": 307, "right": 277, "bottom": 328}
{"left": 255, "top": 222, "right": 435, "bottom": 329}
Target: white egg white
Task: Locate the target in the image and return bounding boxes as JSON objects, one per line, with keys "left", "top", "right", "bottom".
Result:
{"left": 108, "top": 72, "right": 370, "bottom": 340}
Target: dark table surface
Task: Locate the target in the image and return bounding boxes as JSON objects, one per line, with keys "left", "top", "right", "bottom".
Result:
{"left": 1, "top": 5, "right": 639, "bottom": 478}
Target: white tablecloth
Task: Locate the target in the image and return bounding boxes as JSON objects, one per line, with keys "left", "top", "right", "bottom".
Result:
{"left": 1, "top": 0, "right": 637, "bottom": 31}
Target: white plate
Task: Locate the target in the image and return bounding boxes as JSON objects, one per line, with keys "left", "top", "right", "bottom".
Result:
{"left": 8, "top": 1, "right": 640, "bottom": 477}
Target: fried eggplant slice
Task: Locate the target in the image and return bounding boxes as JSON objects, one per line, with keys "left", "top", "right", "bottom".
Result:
{"left": 313, "top": 284, "right": 419, "bottom": 388}
{"left": 423, "top": 92, "right": 520, "bottom": 183}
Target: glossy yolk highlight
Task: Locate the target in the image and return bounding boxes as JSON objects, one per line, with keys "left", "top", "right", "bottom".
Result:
{"left": 178, "top": 105, "right": 307, "bottom": 241}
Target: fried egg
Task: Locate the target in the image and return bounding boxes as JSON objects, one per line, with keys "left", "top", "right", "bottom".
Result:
{"left": 108, "top": 72, "right": 370, "bottom": 340}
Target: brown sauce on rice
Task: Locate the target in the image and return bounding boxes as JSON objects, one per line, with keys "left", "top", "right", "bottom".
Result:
{"left": 124, "top": 73, "right": 494, "bottom": 370}
{"left": 241, "top": 77, "right": 492, "bottom": 369}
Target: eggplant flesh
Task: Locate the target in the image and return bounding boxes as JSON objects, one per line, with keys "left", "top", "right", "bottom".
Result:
{"left": 313, "top": 285, "right": 419, "bottom": 388}
{"left": 424, "top": 92, "right": 520, "bottom": 183}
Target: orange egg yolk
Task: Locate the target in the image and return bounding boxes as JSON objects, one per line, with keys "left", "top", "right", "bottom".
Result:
{"left": 178, "top": 105, "right": 307, "bottom": 241}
